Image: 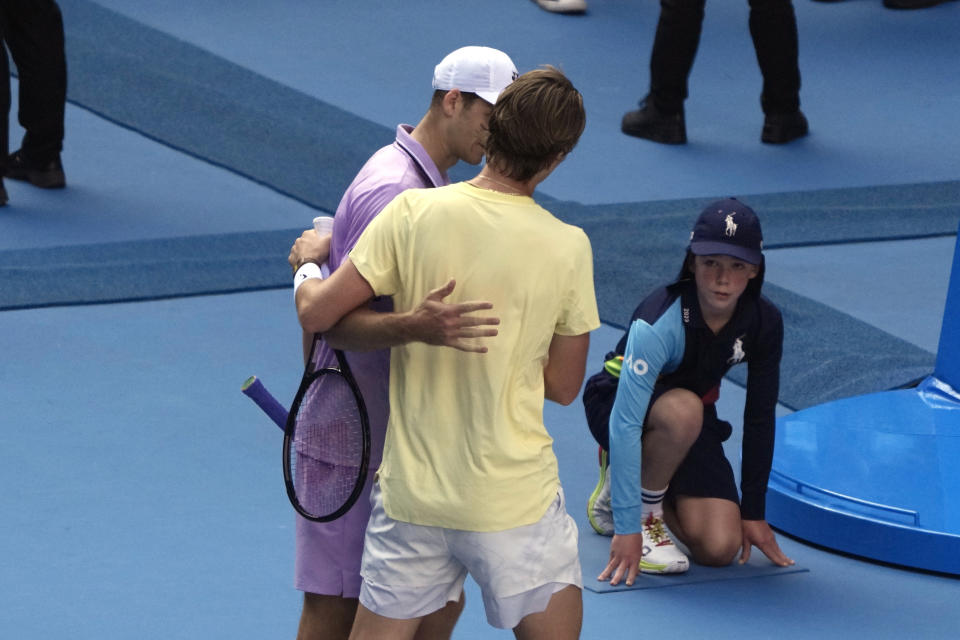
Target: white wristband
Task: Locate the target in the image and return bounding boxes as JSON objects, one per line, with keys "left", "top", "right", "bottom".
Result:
{"left": 293, "top": 261, "right": 324, "bottom": 295}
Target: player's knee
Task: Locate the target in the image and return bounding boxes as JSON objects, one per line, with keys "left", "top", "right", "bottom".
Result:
{"left": 650, "top": 389, "right": 703, "bottom": 444}
{"left": 692, "top": 535, "right": 740, "bottom": 567}
{"left": 675, "top": 414, "right": 702, "bottom": 447}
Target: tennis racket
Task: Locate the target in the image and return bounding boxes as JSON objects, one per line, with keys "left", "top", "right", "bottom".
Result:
{"left": 242, "top": 345, "right": 370, "bottom": 521}
{"left": 243, "top": 215, "right": 336, "bottom": 432}
{"left": 241, "top": 375, "right": 287, "bottom": 431}
{"left": 282, "top": 344, "right": 371, "bottom": 522}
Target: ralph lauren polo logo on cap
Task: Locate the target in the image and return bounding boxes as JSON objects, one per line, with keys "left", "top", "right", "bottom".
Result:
{"left": 724, "top": 213, "right": 738, "bottom": 237}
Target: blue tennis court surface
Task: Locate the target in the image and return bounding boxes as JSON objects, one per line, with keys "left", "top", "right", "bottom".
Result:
{"left": 2, "top": 1, "right": 959, "bottom": 638}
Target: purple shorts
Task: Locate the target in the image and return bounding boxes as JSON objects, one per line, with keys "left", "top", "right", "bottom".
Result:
{"left": 294, "top": 470, "right": 376, "bottom": 598}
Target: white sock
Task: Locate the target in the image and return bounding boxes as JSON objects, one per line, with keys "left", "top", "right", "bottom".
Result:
{"left": 641, "top": 486, "right": 668, "bottom": 520}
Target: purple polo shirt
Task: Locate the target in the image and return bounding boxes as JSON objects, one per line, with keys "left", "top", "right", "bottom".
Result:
{"left": 311, "top": 124, "right": 449, "bottom": 470}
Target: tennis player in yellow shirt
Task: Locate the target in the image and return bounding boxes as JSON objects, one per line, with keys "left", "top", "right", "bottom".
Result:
{"left": 289, "top": 66, "right": 598, "bottom": 640}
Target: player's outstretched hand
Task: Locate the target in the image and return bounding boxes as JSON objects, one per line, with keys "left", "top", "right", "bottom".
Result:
{"left": 288, "top": 229, "right": 332, "bottom": 274}
{"left": 740, "top": 519, "right": 794, "bottom": 567}
{"left": 598, "top": 533, "right": 644, "bottom": 587}
{"left": 408, "top": 279, "right": 499, "bottom": 353}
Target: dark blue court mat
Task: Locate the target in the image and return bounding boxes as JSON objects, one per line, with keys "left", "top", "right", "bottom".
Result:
{"left": 580, "top": 525, "right": 809, "bottom": 593}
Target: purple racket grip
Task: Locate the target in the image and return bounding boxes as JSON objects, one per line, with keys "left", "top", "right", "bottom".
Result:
{"left": 242, "top": 376, "right": 288, "bottom": 431}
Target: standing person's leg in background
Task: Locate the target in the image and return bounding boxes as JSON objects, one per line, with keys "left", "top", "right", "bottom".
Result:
{"left": 622, "top": 0, "right": 807, "bottom": 145}
{"left": 621, "top": 0, "right": 706, "bottom": 144}
{"left": 0, "top": 9, "right": 11, "bottom": 205}
{"left": 3, "top": 0, "right": 66, "bottom": 189}
{"left": 749, "top": 0, "right": 808, "bottom": 143}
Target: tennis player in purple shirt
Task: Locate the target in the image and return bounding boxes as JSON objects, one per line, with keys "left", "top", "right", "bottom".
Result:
{"left": 290, "top": 46, "right": 517, "bottom": 640}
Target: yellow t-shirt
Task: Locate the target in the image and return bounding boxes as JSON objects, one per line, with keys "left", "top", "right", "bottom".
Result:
{"left": 350, "top": 182, "right": 600, "bottom": 531}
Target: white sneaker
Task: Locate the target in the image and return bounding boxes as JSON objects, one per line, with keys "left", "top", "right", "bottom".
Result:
{"left": 586, "top": 449, "right": 613, "bottom": 536}
{"left": 534, "top": 0, "right": 588, "bottom": 14}
{"left": 640, "top": 513, "right": 689, "bottom": 574}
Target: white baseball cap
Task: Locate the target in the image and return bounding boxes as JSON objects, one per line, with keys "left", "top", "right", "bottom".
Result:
{"left": 432, "top": 46, "right": 518, "bottom": 105}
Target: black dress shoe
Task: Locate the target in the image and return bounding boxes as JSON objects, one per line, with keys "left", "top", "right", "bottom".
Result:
{"left": 761, "top": 110, "right": 809, "bottom": 144}
{"left": 0, "top": 178, "right": 7, "bottom": 207}
{"left": 6, "top": 150, "right": 66, "bottom": 189}
{"left": 621, "top": 98, "right": 687, "bottom": 144}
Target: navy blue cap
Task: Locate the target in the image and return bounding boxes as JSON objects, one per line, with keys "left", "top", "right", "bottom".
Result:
{"left": 688, "top": 198, "right": 763, "bottom": 265}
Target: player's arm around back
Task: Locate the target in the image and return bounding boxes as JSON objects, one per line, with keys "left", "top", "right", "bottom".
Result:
{"left": 295, "top": 258, "right": 375, "bottom": 334}
{"left": 324, "top": 278, "right": 500, "bottom": 353}
{"left": 544, "top": 332, "right": 591, "bottom": 405}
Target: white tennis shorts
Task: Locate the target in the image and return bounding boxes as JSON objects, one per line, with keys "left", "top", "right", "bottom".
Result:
{"left": 359, "top": 482, "right": 582, "bottom": 629}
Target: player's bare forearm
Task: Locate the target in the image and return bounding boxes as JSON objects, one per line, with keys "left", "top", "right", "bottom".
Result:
{"left": 296, "top": 259, "right": 374, "bottom": 334}
{"left": 324, "top": 279, "right": 500, "bottom": 353}
{"left": 323, "top": 308, "right": 411, "bottom": 351}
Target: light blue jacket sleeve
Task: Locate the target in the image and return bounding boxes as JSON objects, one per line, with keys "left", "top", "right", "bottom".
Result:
{"left": 609, "top": 299, "right": 686, "bottom": 534}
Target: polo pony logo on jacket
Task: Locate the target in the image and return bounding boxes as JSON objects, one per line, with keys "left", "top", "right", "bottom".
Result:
{"left": 728, "top": 336, "right": 746, "bottom": 364}
{"left": 724, "top": 214, "right": 738, "bottom": 237}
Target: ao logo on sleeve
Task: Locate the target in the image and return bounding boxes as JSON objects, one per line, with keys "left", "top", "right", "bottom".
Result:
{"left": 623, "top": 353, "right": 649, "bottom": 376}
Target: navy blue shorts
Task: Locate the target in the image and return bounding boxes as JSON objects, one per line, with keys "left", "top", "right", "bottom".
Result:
{"left": 663, "top": 403, "right": 740, "bottom": 507}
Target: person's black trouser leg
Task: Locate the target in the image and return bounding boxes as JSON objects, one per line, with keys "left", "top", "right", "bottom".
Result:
{"left": 0, "top": 15, "right": 11, "bottom": 175}
{"left": 748, "top": 0, "right": 801, "bottom": 115}
{"left": 3, "top": 0, "right": 66, "bottom": 164}
{"left": 649, "top": 0, "right": 706, "bottom": 114}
